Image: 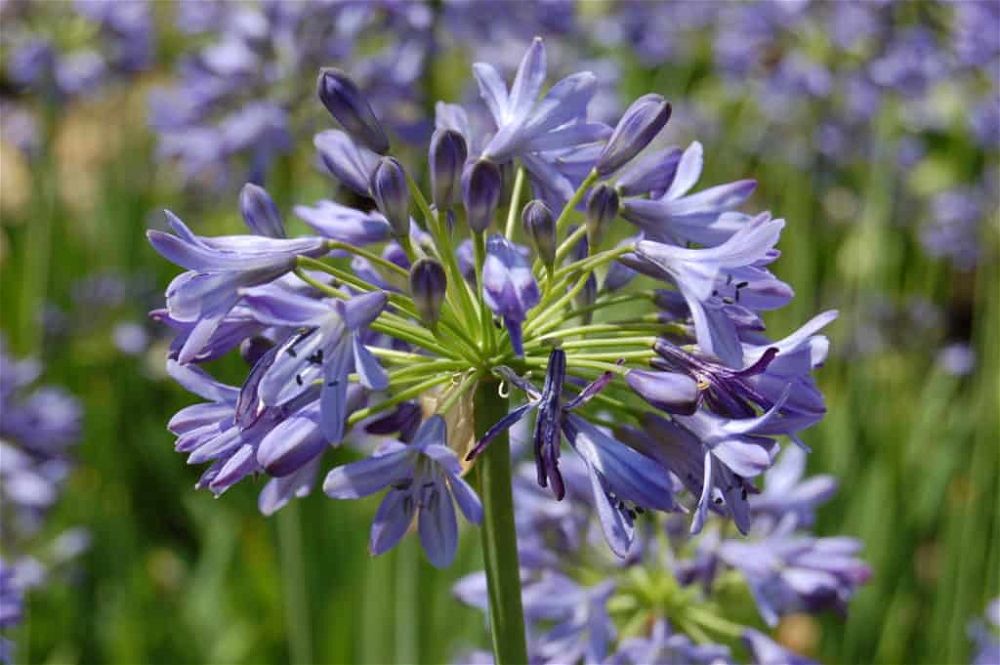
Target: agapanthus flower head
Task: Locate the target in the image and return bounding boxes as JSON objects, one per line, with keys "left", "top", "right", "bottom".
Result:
{"left": 150, "top": 39, "right": 850, "bottom": 641}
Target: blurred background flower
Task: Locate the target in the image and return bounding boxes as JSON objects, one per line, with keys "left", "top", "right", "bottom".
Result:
{"left": 0, "top": 1, "right": 996, "bottom": 663}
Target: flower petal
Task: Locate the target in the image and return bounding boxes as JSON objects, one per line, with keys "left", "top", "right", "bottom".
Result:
{"left": 323, "top": 448, "right": 413, "bottom": 499}
{"left": 369, "top": 490, "right": 416, "bottom": 556}
{"left": 418, "top": 481, "right": 458, "bottom": 568}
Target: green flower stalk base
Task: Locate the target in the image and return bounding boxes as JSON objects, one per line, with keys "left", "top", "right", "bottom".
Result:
{"left": 474, "top": 379, "right": 528, "bottom": 665}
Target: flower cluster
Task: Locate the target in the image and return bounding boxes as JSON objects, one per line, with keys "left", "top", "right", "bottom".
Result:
{"left": 151, "top": 36, "right": 863, "bottom": 660}
{"left": 0, "top": 339, "right": 86, "bottom": 662}
{"left": 456, "top": 445, "right": 870, "bottom": 663}
{"left": 149, "top": 1, "right": 430, "bottom": 189}
{"left": 0, "top": 0, "right": 154, "bottom": 155}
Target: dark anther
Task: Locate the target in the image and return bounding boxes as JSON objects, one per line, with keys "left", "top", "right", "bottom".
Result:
{"left": 295, "top": 374, "right": 303, "bottom": 386}
{"left": 307, "top": 349, "right": 324, "bottom": 365}
{"left": 286, "top": 327, "right": 317, "bottom": 357}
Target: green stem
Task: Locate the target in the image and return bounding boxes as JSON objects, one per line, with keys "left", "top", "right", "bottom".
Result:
{"left": 472, "top": 231, "right": 495, "bottom": 351}
{"left": 529, "top": 293, "right": 652, "bottom": 336}
{"left": 504, "top": 167, "right": 527, "bottom": 238}
{"left": 554, "top": 169, "right": 599, "bottom": 237}
{"left": 473, "top": 379, "right": 527, "bottom": 665}
{"left": 523, "top": 271, "right": 594, "bottom": 335}
{"left": 549, "top": 336, "right": 655, "bottom": 351}
{"left": 436, "top": 369, "right": 482, "bottom": 415}
{"left": 347, "top": 374, "right": 453, "bottom": 425}
{"left": 553, "top": 224, "right": 588, "bottom": 266}
{"left": 553, "top": 243, "right": 635, "bottom": 282}
{"left": 529, "top": 320, "right": 679, "bottom": 342}
{"left": 327, "top": 240, "right": 410, "bottom": 278}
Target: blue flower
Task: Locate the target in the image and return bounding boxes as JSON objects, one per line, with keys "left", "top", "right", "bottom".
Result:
{"left": 621, "top": 141, "right": 757, "bottom": 247}
{"left": 147, "top": 210, "right": 328, "bottom": 363}
{"left": 476, "top": 37, "right": 599, "bottom": 162}
{"left": 611, "top": 619, "right": 732, "bottom": 665}
{"left": 293, "top": 199, "right": 391, "bottom": 246}
{"left": 242, "top": 289, "right": 389, "bottom": 442}
{"left": 323, "top": 416, "right": 482, "bottom": 567}
{"left": 469, "top": 349, "right": 677, "bottom": 557}
{"left": 719, "top": 518, "right": 871, "bottom": 626}
{"left": 635, "top": 213, "right": 786, "bottom": 367}
{"left": 314, "top": 129, "right": 381, "bottom": 198}
{"left": 751, "top": 446, "right": 837, "bottom": 529}
{"left": 482, "top": 234, "right": 541, "bottom": 356}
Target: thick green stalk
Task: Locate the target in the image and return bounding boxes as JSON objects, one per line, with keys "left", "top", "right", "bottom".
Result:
{"left": 474, "top": 380, "right": 527, "bottom": 665}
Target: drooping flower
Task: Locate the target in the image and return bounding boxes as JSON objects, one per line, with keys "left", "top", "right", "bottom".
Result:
{"left": 481, "top": 235, "right": 541, "bottom": 356}
{"left": 468, "top": 349, "right": 677, "bottom": 556}
{"left": 324, "top": 416, "right": 482, "bottom": 567}
{"left": 147, "top": 209, "right": 328, "bottom": 363}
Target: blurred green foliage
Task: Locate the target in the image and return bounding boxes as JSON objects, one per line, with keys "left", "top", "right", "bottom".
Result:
{"left": 1, "top": 21, "right": 998, "bottom": 665}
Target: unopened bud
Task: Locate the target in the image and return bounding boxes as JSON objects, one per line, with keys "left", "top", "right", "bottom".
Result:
{"left": 429, "top": 129, "right": 467, "bottom": 211}
{"left": 586, "top": 184, "right": 619, "bottom": 247}
{"left": 462, "top": 159, "right": 502, "bottom": 233}
{"left": 317, "top": 67, "right": 389, "bottom": 154}
{"left": 410, "top": 258, "right": 447, "bottom": 327}
{"left": 240, "top": 336, "right": 274, "bottom": 366}
{"left": 521, "top": 200, "right": 556, "bottom": 269}
{"left": 595, "top": 93, "right": 671, "bottom": 175}
{"left": 239, "top": 183, "right": 285, "bottom": 238}
{"left": 371, "top": 157, "right": 410, "bottom": 239}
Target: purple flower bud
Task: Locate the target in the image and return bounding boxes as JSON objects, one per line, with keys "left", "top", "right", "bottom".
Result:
{"left": 626, "top": 369, "right": 700, "bottom": 415}
{"left": 429, "top": 128, "right": 467, "bottom": 211}
{"left": 239, "top": 183, "right": 285, "bottom": 238}
{"left": 463, "top": 159, "right": 502, "bottom": 233}
{"left": 586, "top": 184, "right": 619, "bottom": 247}
{"left": 482, "top": 234, "right": 540, "bottom": 356}
{"left": 317, "top": 68, "right": 389, "bottom": 155}
{"left": 371, "top": 157, "right": 410, "bottom": 239}
{"left": 521, "top": 200, "right": 556, "bottom": 269}
{"left": 410, "top": 258, "right": 447, "bottom": 326}
{"left": 596, "top": 93, "right": 671, "bottom": 175}
{"left": 239, "top": 336, "right": 274, "bottom": 366}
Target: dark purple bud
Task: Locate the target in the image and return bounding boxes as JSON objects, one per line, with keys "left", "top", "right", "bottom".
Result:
{"left": 521, "top": 200, "right": 556, "bottom": 269}
{"left": 626, "top": 369, "right": 700, "bottom": 415}
{"left": 239, "top": 183, "right": 285, "bottom": 238}
{"left": 463, "top": 159, "right": 502, "bottom": 233}
{"left": 317, "top": 67, "right": 389, "bottom": 154}
{"left": 429, "top": 128, "right": 467, "bottom": 211}
{"left": 240, "top": 336, "right": 275, "bottom": 366}
{"left": 595, "top": 93, "right": 671, "bottom": 175}
{"left": 371, "top": 157, "right": 410, "bottom": 239}
{"left": 586, "top": 184, "right": 619, "bottom": 247}
{"left": 482, "top": 234, "right": 540, "bottom": 356}
{"left": 410, "top": 258, "right": 447, "bottom": 326}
